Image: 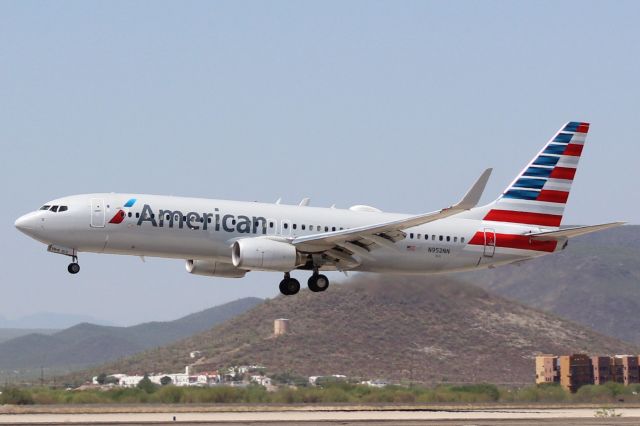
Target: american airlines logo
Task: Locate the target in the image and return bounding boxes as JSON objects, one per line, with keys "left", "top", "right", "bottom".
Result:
{"left": 133, "top": 204, "right": 269, "bottom": 234}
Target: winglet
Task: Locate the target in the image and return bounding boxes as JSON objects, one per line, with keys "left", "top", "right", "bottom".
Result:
{"left": 451, "top": 168, "right": 493, "bottom": 210}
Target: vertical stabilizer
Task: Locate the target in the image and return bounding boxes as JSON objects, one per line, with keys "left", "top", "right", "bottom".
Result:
{"left": 469, "top": 122, "right": 589, "bottom": 229}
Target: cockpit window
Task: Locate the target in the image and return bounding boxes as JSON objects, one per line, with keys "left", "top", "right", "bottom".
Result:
{"left": 50, "top": 205, "right": 59, "bottom": 212}
{"left": 40, "top": 205, "right": 50, "bottom": 210}
{"left": 58, "top": 206, "right": 68, "bottom": 212}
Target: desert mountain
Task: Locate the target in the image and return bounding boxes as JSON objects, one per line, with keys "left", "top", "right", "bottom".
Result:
{"left": 0, "top": 297, "right": 261, "bottom": 371}
{"left": 92, "top": 275, "right": 636, "bottom": 385}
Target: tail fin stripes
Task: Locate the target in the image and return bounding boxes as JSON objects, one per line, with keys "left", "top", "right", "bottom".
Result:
{"left": 482, "top": 121, "right": 589, "bottom": 228}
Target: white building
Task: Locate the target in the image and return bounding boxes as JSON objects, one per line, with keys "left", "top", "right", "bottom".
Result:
{"left": 251, "top": 375, "right": 272, "bottom": 387}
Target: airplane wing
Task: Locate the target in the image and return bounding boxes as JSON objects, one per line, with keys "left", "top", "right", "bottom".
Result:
{"left": 291, "top": 168, "right": 492, "bottom": 265}
{"left": 527, "top": 222, "right": 625, "bottom": 240}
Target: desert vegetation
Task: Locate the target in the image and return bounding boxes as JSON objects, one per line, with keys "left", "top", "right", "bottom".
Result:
{"left": 2, "top": 382, "right": 640, "bottom": 405}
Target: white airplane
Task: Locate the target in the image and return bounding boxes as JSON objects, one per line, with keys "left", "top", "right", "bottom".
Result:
{"left": 15, "top": 122, "right": 622, "bottom": 295}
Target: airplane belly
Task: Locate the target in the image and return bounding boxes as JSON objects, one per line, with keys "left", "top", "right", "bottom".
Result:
{"left": 101, "top": 226, "right": 231, "bottom": 260}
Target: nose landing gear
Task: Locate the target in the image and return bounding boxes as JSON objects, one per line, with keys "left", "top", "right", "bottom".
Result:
{"left": 67, "top": 255, "right": 80, "bottom": 274}
{"left": 67, "top": 262, "right": 80, "bottom": 274}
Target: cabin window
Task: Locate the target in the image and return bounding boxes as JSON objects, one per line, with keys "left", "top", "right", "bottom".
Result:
{"left": 454, "top": 236, "right": 458, "bottom": 242}
{"left": 325, "top": 226, "right": 329, "bottom": 232}
{"left": 446, "top": 236, "right": 450, "bottom": 242}
{"left": 302, "top": 224, "right": 306, "bottom": 230}
{"left": 439, "top": 235, "right": 443, "bottom": 241}
{"left": 128, "top": 212, "right": 132, "bottom": 218}
{"left": 284, "top": 223, "right": 289, "bottom": 229}
{"left": 417, "top": 234, "right": 421, "bottom": 239}
{"left": 332, "top": 226, "right": 336, "bottom": 231}
{"left": 461, "top": 237, "right": 465, "bottom": 243}
{"left": 232, "top": 219, "right": 236, "bottom": 225}
{"left": 208, "top": 218, "right": 212, "bottom": 223}
{"left": 269, "top": 221, "right": 274, "bottom": 228}
{"left": 410, "top": 233, "right": 414, "bottom": 239}
{"left": 293, "top": 224, "right": 297, "bottom": 230}
{"left": 432, "top": 235, "right": 436, "bottom": 240}
{"left": 136, "top": 212, "right": 140, "bottom": 218}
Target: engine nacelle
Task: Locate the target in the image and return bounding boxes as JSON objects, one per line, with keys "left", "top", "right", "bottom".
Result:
{"left": 185, "top": 259, "right": 247, "bottom": 278}
{"left": 232, "top": 238, "right": 303, "bottom": 271}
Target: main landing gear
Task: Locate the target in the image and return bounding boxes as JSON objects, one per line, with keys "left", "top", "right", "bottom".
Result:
{"left": 279, "top": 270, "right": 330, "bottom": 296}
{"left": 279, "top": 272, "right": 300, "bottom": 296}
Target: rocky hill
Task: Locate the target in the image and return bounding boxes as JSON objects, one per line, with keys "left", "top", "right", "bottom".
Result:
{"left": 459, "top": 225, "right": 640, "bottom": 344}
{"left": 0, "top": 297, "right": 261, "bottom": 371}
{"left": 89, "top": 275, "right": 637, "bottom": 385}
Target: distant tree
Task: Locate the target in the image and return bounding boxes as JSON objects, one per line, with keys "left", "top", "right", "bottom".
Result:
{"left": 160, "top": 376, "right": 172, "bottom": 386}
{"left": 96, "top": 373, "right": 107, "bottom": 385}
{"left": 137, "top": 374, "right": 157, "bottom": 393}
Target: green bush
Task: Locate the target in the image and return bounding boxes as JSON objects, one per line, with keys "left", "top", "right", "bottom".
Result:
{"left": 0, "top": 387, "right": 34, "bottom": 405}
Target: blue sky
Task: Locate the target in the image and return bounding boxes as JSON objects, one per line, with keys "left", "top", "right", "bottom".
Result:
{"left": 1, "top": 1, "right": 638, "bottom": 325}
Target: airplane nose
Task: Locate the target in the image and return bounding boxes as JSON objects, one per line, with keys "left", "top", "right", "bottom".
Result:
{"left": 14, "top": 213, "right": 38, "bottom": 233}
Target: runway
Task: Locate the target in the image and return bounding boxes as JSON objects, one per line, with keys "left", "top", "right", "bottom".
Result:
{"left": 1, "top": 407, "right": 639, "bottom": 425}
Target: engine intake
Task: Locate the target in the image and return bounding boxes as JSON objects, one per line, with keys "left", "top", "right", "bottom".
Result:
{"left": 185, "top": 259, "right": 247, "bottom": 278}
{"left": 232, "top": 238, "right": 303, "bottom": 271}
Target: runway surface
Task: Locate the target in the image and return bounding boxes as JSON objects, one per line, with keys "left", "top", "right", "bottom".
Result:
{"left": 1, "top": 408, "right": 639, "bottom": 424}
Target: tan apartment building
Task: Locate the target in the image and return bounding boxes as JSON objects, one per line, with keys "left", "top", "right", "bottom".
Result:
{"left": 591, "top": 356, "right": 612, "bottom": 385}
{"left": 559, "top": 354, "right": 593, "bottom": 392}
{"left": 535, "top": 355, "right": 558, "bottom": 384}
{"left": 612, "top": 355, "right": 639, "bottom": 385}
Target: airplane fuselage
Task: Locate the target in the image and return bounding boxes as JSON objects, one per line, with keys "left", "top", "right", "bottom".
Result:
{"left": 16, "top": 193, "right": 553, "bottom": 275}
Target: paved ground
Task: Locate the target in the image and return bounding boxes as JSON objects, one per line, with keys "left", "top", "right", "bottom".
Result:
{"left": 0, "top": 408, "right": 638, "bottom": 424}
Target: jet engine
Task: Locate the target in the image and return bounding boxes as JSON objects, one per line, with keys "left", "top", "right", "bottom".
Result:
{"left": 185, "top": 259, "right": 247, "bottom": 278}
{"left": 232, "top": 238, "right": 304, "bottom": 271}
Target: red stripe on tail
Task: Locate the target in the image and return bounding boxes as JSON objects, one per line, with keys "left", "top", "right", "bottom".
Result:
{"left": 549, "top": 167, "right": 576, "bottom": 180}
{"left": 563, "top": 144, "right": 583, "bottom": 157}
{"left": 576, "top": 123, "right": 590, "bottom": 133}
{"left": 484, "top": 209, "right": 562, "bottom": 227}
{"left": 536, "top": 190, "right": 569, "bottom": 204}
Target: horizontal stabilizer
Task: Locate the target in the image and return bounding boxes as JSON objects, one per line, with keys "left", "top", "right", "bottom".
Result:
{"left": 528, "top": 222, "right": 625, "bottom": 240}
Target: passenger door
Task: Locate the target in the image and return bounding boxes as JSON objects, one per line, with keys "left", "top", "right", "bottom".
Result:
{"left": 90, "top": 198, "right": 106, "bottom": 228}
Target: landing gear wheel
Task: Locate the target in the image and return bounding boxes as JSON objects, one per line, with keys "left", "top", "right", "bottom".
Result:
{"left": 308, "top": 273, "right": 330, "bottom": 292}
{"left": 68, "top": 263, "right": 80, "bottom": 274}
{"left": 279, "top": 277, "right": 300, "bottom": 296}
